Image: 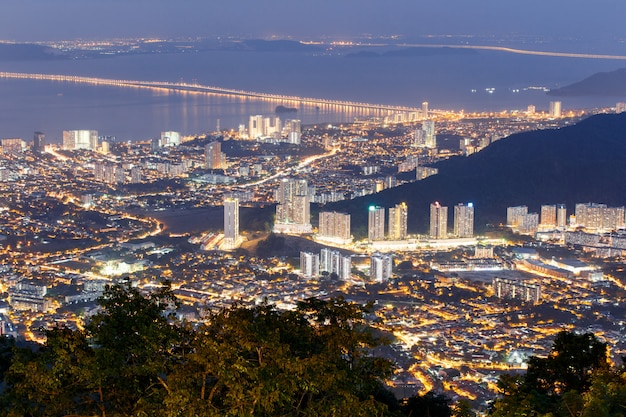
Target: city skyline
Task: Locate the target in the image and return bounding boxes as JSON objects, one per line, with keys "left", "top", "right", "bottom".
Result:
{"left": 2, "top": 0, "right": 626, "bottom": 411}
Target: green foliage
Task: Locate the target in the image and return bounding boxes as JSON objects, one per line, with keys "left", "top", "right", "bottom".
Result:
{"left": 401, "top": 391, "right": 452, "bottom": 417}
{"left": 0, "top": 286, "right": 400, "bottom": 417}
{"left": 489, "top": 331, "right": 621, "bottom": 417}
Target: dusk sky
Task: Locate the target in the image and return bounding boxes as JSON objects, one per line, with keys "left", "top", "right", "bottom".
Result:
{"left": 1, "top": 0, "right": 625, "bottom": 46}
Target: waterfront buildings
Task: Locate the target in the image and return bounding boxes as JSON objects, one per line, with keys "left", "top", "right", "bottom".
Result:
{"left": 549, "top": 101, "right": 562, "bottom": 117}
{"left": 62, "top": 130, "right": 98, "bottom": 151}
{"left": 160, "top": 131, "right": 181, "bottom": 147}
{"left": 283, "top": 119, "right": 302, "bottom": 145}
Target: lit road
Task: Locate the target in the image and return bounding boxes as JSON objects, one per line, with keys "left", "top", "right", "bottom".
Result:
{"left": 240, "top": 147, "right": 338, "bottom": 189}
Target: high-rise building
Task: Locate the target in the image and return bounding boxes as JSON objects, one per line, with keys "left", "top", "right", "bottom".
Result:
{"left": 320, "top": 248, "right": 352, "bottom": 280}
{"left": 300, "top": 251, "right": 319, "bottom": 279}
{"left": 575, "top": 203, "right": 625, "bottom": 231}
{"left": 33, "top": 132, "right": 45, "bottom": 154}
{"left": 274, "top": 178, "right": 312, "bottom": 233}
{"left": 368, "top": 206, "right": 385, "bottom": 242}
{"left": 413, "top": 128, "right": 424, "bottom": 147}
{"left": 249, "top": 115, "right": 264, "bottom": 139}
{"left": 248, "top": 115, "right": 282, "bottom": 140}
{"left": 63, "top": 130, "right": 98, "bottom": 151}
{"left": 388, "top": 203, "right": 408, "bottom": 240}
{"left": 540, "top": 205, "right": 557, "bottom": 228}
{"left": 422, "top": 120, "right": 436, "bottom": 148}
{"left": 557, "top": 204, "right": 567, "bottom": 229}
{"left": 370, "top": 253, "right": 393, "bottom": 283}
{"left": 507, "top": 206, "right": 528, "bottom": 227}
{"left": 1, "top": 138, "right": 25, "bottom": 153}
{"left": 374, "top": 179, "right": 385, "bottom": 193}
{"left": 283, "top": 119, "right": 302, "bottom": 144}
{"left": 222, "top": 197, "right": 240, "bottom": 250}
{"left": 616, "top": 102, "right": 626, "bottom": 114}
{"left": 493, "top": 277, "right": 541, "bottom": 303}
{"left": 160, "top": 131, "right": 180, "bottom": 147}
{"left": 422, "top": 101, "right": 429, "bottom": 119}
{"left": 518, "top": 213, "right": 539, "bottom": 235}
{"left": 264, "top": 116, "right": 281, "bottom": 138}
{"left": 549, "top": 101, "right": 562, "bottom": 117}
{"left": 430, "top": 202, "right": 448, "bottom": 239}
{"left": 130, "top": 166, "right": 142, "bottom": 184}
{"left": 205, "top": 141, "right": 224, "bottom": 169}
{"left": 318, "top": 211, "right": 351, "bottom": 242}
{"left": 94, "top": 163, "right": 123, "bottom": 184}
{"left": 454, "top": 203, "right": 474, "bottom": 238}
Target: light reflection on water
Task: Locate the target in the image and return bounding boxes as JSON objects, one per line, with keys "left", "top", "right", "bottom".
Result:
{"left": 0, "top": 49, "right": 623, "bottom": 140}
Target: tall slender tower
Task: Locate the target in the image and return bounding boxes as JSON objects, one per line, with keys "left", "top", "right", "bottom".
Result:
{"left": 556, "top": 204, "right": 567, "bottom": 229}
{"left": 453, "top": 203, "right": 474, "bottom": 238}
{"left": 205, "top": 141, "right": 223, "bottom": 169}
{"left": 388, "top": 203, "right": 408, "bottom": 240}
{"left": 223, "top": 197, "right": 240, "bottom": 249}
{"left": 549, "top": 101, "right": 562, "bottom": 117}
{"left": 33, "top": 131, "right": 45, "bottom": 154}
{"left": 422, "top": 120, "right": 436, "bottom": 148}
{"left": 368, "top": 206, "right": 385, "bottom": 242}
{"left": 430, "top": 202, "right": 448, "bottom": 239}
{"left": 540, "top": 205, "right": 557, "bottom": 228}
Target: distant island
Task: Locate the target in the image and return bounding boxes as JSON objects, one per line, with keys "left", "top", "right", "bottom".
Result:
{"left": 346, "top": 46, "right": 478, "bottom": 58}
{"left": 275, "top": 105, "right": 298, "bottom": 114}
{"left": 547, "top": 68, "right": 626, "bottom": 97}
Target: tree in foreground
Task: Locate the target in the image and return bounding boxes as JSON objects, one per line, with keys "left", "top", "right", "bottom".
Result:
{"left": 489, "top": 330, "right": 624, "bottom": 417}
{"left": 0, "top": 284, "right": 404, "bottom": 416}
{"left": 164, "top": 297, "right": 399, "bottom": 416}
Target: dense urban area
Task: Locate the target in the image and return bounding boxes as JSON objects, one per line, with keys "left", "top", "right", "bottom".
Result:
{"left": 1, "top": 99, "right": 626, "bottom": 413}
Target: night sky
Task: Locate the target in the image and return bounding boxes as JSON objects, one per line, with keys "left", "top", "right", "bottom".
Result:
{"left": 1, "top": 0, "right": 625, "bottom": 46}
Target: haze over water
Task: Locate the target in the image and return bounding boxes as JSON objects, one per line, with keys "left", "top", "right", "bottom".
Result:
{"left": 0, "top": 48, "right": 624, "bottom": 141}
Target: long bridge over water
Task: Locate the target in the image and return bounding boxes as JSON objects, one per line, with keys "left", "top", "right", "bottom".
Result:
{"left": 0, "top": 71, "right": 421, "bottom": 114}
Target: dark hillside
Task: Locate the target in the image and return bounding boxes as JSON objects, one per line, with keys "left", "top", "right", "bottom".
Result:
{"left": 326, "top": 113, "right": 626, "bottom": 233}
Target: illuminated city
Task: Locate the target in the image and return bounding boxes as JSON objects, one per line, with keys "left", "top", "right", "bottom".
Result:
{"left": 1, "top": 1, "right": 626, "bottom": 414}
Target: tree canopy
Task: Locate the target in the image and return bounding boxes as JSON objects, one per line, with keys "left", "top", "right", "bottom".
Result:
{"left": 0, "top": 283, "right": 405, "bottom": 416}
{"left": 489, "top": 330, "right": 626, "bottom": 417}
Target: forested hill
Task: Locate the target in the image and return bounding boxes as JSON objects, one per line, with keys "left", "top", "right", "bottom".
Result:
{"left": 326, "top": 113, "right": 626, "bottom": 233}
{"left": 547, "top": 67, "right": 626, "bottom": 96}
